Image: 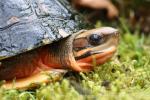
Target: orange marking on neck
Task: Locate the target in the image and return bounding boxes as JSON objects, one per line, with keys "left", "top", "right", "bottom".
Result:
{"left": 38, "top": 46, "right": 62, "bottom": 69}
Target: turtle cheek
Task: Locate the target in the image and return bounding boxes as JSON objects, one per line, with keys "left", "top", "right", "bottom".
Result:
{"left": 73, "top": 37, "right": 89, "bottom": 51}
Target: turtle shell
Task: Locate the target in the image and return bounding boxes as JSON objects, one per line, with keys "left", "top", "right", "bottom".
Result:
{"left": 0, "top": 0, "right": 82, "bottom": 60}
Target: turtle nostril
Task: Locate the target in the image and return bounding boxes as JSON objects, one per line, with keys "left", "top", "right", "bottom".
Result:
{"left": 88, "top": 34, "right": 103, "bottom": 46}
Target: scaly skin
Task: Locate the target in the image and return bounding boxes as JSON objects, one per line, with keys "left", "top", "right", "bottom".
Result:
{"left": 0, "top": 27, "right": 119, "bottom": 89}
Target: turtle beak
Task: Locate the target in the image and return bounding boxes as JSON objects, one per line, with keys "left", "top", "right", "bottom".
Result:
{"left": 73, "top": 27, "right": 119, "bottom": 71}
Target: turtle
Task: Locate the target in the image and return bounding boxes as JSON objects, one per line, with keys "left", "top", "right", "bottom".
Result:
{"left": 0, "top": 0, "right": 119, "bottom": 90}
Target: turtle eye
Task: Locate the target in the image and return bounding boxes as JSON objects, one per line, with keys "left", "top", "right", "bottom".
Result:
{"left": 88, "top": 34, "right": 103, "bottom": 46}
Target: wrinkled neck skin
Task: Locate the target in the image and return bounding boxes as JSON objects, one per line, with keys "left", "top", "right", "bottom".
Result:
{"left": 47, "top": 31, "right": 82, "bottom": 71}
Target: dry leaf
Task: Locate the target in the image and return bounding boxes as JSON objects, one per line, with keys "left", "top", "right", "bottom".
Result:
{"left": 72, "top": 0, "right": 118, "bottom": 19}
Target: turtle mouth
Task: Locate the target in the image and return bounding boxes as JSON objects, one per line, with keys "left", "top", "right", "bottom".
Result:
{"left": 75, "top": 46, "right": 116, "bottom": 71}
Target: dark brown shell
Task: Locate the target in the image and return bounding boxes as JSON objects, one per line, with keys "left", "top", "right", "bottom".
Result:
{"left": 0, "top": 0, "right": 82, "bottom": 60}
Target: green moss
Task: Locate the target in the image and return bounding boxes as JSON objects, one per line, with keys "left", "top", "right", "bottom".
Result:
{"left": 0, "top": 20, "right": 150, "bottom": 100}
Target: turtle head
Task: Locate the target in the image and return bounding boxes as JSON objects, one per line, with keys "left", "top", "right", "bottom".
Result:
{"left": 47, "top": 27, "right": 119, "bottom": 72}
{"left": 71, "top": 27, "right": 119, "bottom": 71}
